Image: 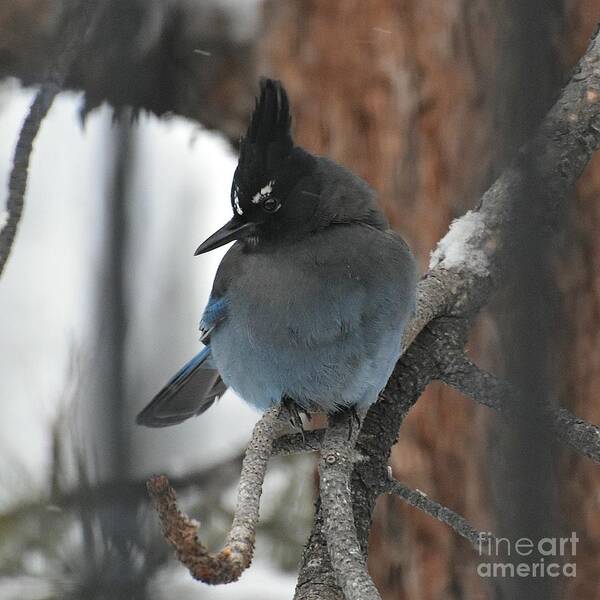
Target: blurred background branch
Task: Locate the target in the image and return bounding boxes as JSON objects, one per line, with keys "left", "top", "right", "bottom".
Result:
{"left": 0, "top": 1, "right": 108, "bottom": 276}
{"left": 0, "top": 0, "right": 258, "bottom": 142}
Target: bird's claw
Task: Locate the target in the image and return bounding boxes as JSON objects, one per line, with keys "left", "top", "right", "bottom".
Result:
{"left": 282, "top": 397, "right": 306, "bottom": 440}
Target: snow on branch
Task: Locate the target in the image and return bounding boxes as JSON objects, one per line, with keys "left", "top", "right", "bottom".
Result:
{"left": 429, "top": 210, "right": 489, "bottom": 276}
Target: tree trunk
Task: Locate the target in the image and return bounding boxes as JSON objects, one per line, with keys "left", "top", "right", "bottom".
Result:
{"left": 559, "top": 4, "right": 600, "bottom": 599}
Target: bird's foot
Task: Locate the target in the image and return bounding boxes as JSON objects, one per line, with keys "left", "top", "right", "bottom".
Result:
{"left": 335, "top": 405, "right": 362, "bottom": 441}
{"left": 282, "top": 397, "right": 307, "bottom": 436}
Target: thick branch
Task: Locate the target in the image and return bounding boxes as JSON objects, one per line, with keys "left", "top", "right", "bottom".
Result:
{"left": 318, "top": 411, "right": 380, "bottom": 600}
{"left": 272, "top": 429, "right": 326, "bottom": 456}
{"left": 147, "top": 406, "right": 287, "bottom": 584}
{"left": 440, "top": 354, "right": 600, "bottom": 463}
{"left": 404, "top": 25, "right": 600, "bottom": 347}
{"left": 383, "top": 479, "right": 496, "bottom": 552}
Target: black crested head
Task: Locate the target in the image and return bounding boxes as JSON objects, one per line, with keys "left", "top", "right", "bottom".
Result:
{"left": 195, "top": 77, "right": 384, "bottom": 256}
{"left": 195, "top": 78, "right": 320, "bottom": 255}
{"left": 232, "top": 79, "right": 293, "bottom": 213}
{"left": 229, "top": 78, "right": 315, "bottom": 224}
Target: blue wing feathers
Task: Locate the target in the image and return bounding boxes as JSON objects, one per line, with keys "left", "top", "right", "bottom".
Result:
{"left": 136, "top": 345, "right": 227, "bottom": 427}
{"left": 199, "top": 296, "right": 228, "bottom": 333}
{"left": 166, "top": 346, "right": 212, "bottom": 385}
{"left": 137, "top": 296, "right": 228, "bottom": 428}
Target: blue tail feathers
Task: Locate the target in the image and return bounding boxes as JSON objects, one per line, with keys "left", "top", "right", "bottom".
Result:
{"left": 136, "top": 346, "right": 227, "bottom": 428}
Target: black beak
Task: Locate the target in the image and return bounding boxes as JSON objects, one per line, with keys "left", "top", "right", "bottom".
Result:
{"left": 194, "top": 218, "right": 257, "bottom": 255}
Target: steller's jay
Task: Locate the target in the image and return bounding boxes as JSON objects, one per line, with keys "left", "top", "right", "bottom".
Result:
{"left": 136, "top": 78, "right": 417, "bottom": 428}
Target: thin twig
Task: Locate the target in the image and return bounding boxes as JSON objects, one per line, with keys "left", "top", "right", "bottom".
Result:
{"left": 440, "top": 353, "right": 600, "bottom": 463}
{"left": 147, "top": 406, "right": 287, "bottom": 584}
{"left": 383, "top": 478, "right": 496, "bottom": 552}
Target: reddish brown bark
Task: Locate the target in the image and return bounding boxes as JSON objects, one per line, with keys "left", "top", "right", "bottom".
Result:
{"left": 556, "top": 3, "right": 600, "bottom": 599}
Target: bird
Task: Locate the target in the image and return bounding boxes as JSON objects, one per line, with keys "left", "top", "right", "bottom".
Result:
{"left": 136, "top": 78, "right": 417, "bottom": 428}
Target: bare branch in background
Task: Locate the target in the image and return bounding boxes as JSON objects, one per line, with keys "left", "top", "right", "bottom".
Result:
{"left": 0, "top": 0, "right": 107, "bottom": 277}
{"left": 441, "top": 354, "right": 600, "bottom": 463}
{"left": 0, "top": 454, "right": 245, "bottom": 528}
{"left": 383, "top": 479, "right": 496, "bottom": 552}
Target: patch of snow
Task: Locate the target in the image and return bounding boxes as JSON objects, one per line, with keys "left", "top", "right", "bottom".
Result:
{"left": 0, "top": 576, "right": 52, "bottom": 600}
{"left": 149, "top": 559, "right": 296, "bottom": 600}
{"left": 429, "top": 210, "right": 489, "bottom": 276}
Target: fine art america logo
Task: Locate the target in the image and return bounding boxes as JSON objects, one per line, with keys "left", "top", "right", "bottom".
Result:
{"left": 477, "top": 532, "right": 578, "bottom": 578}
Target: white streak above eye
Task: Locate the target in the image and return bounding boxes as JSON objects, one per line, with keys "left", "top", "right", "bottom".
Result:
{"left": 252, "top": 180, "right": 275, "bottom": 204}
{"left": 233, "top": 192, "right": 243, "bottom": 215}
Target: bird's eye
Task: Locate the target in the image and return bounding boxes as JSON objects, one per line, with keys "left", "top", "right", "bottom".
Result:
{"left": 262, "top": 197, "right": 281, "bottom": 213}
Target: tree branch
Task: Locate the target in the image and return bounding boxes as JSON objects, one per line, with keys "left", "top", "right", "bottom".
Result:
{"left": 147, "top": 406, "right": 287, "bottom": 584}
{"left": 383, "top": 478, "right": 496, "bottom": 553}
{"left": 440, "top": 353, "right": 600, "bottom": 463}
{"left": 403, "top": 24, "right": 600, "bottom": 348}
{"left": 318, "top": 411, "right": 381, "bottom": 600}
{"left": 0, "top": 0, "right": 107, "bottom": 277}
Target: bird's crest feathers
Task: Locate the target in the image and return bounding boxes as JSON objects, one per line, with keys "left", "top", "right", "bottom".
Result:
{"left": 246, "top": 78, "right": 292, "bottom": 149}
{"left": 236, "top": 79, "right": 294, "bottom": 193}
